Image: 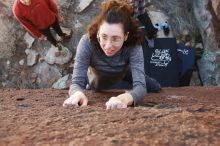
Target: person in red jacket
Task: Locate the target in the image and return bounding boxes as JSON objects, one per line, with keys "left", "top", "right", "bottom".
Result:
{"left": 12, "top": 0, "right": 71, "bottom": 51}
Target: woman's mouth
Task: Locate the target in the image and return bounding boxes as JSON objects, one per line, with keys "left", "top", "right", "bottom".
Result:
{"left": 105, "top": 50, "right": 114, "bottom": 56}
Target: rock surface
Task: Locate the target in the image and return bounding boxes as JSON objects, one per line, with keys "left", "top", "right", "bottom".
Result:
{"left": 0, "top": 87, "right": 219, "bottom": 146}
{"left": 193, "top": 0, "right": 220, "bottom": 85}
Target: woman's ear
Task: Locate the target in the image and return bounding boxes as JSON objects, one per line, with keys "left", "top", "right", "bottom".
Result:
{"left": 124, "top": 32, "right": 129, "bottom": 41}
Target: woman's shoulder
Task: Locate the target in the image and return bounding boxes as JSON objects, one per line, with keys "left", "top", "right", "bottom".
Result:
{"left": 79, "top": 34, "right": 91, "bottom": 45}
{"left": 77, "top": 34, "right": 94, "bottom": 54}
{"left": 80, "top": 34, "right": 89, "bottom": 41}
{"left": 80, "top": 34, "right": 94, "bottom": 45}
{"left": 124, "top": 45, "right": 143, "bottom": 60}
{"left": 125, "top": 44, "right": 142, "bottom": 52}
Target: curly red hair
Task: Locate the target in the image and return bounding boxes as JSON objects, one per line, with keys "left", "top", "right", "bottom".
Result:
{"left": 87, "top": 0, "right": 143, "bottom": 48}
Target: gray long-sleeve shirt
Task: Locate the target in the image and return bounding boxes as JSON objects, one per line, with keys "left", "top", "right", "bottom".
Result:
{"left": 69, "top": 34, "right": 146, "bottom": 104}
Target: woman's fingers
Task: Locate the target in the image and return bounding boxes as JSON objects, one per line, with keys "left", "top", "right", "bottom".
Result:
{"left": 80, "top": 97, "right": 88, "bottom": 107}
{"left": 63, "top": 95, "right": 79, "bottom": 107}
{"left": 63, "top": 91, "right": 88, "bottom": 108}
{"left": 106, "top": 97, "right": 127, "bottom": 110}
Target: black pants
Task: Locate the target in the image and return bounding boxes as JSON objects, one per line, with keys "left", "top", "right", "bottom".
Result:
{"left": 95, "top": 69, "right": 161, "bottom": 93}
{"left": 39, "top": 19, "right": 65, "bottom": 46}
{"left": 137, "top": 12, "right": 158, "bottom": 39}
{"left": 122, "top": 69, "right": 161, "bottom": 92}
{"left": 86, "top": 67, "right": 161, "bottom": 93}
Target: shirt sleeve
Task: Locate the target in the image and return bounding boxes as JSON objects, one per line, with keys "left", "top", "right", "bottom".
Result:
{"left": 13, "top": 14, "right": 41, "bottom": 38}
{"left": 47, "top": 0, "right": 59, "bottom": 14}
{"left": 128, "top": 45, "right": 147, "bottom": 105}
{"left": 69, "top": 35, "right": 92, "bottom": 96}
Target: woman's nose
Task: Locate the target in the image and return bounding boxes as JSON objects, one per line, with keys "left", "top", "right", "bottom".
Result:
{"left": 104, "top": 39, "right": 113, "bottom": 49}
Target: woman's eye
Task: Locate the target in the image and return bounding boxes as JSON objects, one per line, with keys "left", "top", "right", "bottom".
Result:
{"left": 113, "top": 38, "right": 121, "bottom": 42}
{"left": 101, "top": 36, "right": 108, "bottom": 40}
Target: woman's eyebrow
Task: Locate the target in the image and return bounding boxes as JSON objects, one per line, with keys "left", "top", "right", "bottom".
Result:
{"left": 99, "top": 33, "right": 122, "bottom": 38}
{"left": 112, "top": 35, "right": 123, "bottom": 38}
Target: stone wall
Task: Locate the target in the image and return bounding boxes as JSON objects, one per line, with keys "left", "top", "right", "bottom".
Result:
{"left": 193, "top": 0, "right": 220, "bottom": 85}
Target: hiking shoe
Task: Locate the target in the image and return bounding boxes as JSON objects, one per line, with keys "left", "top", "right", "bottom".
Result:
{"left": 62, "top": 33, "right": 72, "bottom": 40}
{"left": 56, "top": 43, "right": 63, "bottom": 51}
{"left": 57, "top": 32, "right": 72, "bottom": 43}
{"left": 61, "top": 30, "right": 72, "bottom": 41}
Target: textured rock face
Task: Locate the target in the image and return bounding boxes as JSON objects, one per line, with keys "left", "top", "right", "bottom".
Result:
{"left": 0, "top": 0, "right": 220, "bottom": 88}
{"left": 44, "top": 45, "right": 72, "bottom": 65}
{"left": 0, "top": 0, "right": 98, "bottom": 88}
{"left": 212, "top": 0, "right": 220, "bottom": 21}
{"left": 0, "top": 87, "right": 220, "bottom": 145}
{"left": 75, "top": 0, "right": 94, "bottom": 13}
{"left": 193, "top": 0, "right": 220, "bottom": 85}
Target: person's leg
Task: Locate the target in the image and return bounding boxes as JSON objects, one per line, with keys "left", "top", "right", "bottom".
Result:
{"left": 123, "top": 69, "right": 161, "bottom": 92}
{"left": 51, "top": 19, "right": 72, "bottom": 41}
{"left": 145, "top": 75, "right": 161, "bottom": 92}
{"left": 40, "top": 25, "right": 65, "bottom": 53}
{"left": 137, "top": 11, "right": 158, "bottom": 39}
{"left": 50, "top": 19, "right": 65, "bottom": 37}
{"left": 39, "top": 27, "right": 58, "bottom": 46}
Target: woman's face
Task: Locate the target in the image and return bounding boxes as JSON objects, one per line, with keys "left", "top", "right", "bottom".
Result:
{"left": 20, "top": 0, "right": 31, "bottom": 6}
{"left": 97, "top": 21, "right": 128, "bottom": 57}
